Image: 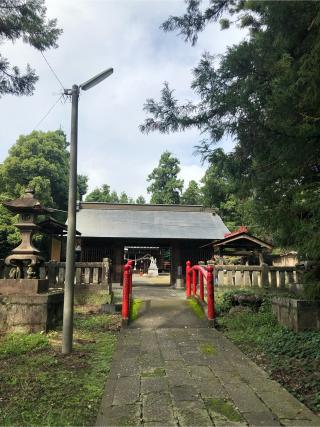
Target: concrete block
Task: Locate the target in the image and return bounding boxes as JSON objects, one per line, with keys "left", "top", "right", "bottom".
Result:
{"left": 272, "top": 297, "right": 320, "bottom": 331}
{"left": 0, "top": 291, "right": 63, "bottom": 333}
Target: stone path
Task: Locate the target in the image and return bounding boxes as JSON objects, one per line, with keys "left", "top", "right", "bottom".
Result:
{"left": 96, "top": 287, "right": 320, "bottom": 427}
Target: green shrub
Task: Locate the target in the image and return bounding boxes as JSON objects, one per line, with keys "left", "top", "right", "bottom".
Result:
{"left": 302, "top": 264, "right": 320, "bottom": 300}
{"left": 303, "top": 282, "right": 320, "bottom": 301}
{"left": 218, "top": 299, "right": 320, "bottom": 412}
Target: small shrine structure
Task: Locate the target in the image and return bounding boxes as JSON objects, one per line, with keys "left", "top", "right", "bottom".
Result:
{"left": 211, "top": 226, "right": 272, "bottom": 264}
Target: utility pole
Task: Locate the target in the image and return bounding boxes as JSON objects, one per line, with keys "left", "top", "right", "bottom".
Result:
{"left": 61, "top": 68, "right": 113, "bottom": 355}
{"left": 62, "top": 84, "right": 79, "bottom": 354}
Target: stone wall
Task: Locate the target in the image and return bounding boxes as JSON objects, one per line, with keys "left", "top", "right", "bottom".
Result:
{"left": 272, "top": 297, "right": 320, "bottom": 332}
{"left": 74, "top": 285, "right": 112, "bottom": 305}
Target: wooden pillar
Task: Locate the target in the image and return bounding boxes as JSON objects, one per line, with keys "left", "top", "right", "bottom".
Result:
{"left": 51, "top": 237, "right": 61, "bottom": 261}
{"left": 171, "top": 242, "right": 182, "bottom": 288}
{"left": 113, "top": 244, "right": 124, "bottom": 283}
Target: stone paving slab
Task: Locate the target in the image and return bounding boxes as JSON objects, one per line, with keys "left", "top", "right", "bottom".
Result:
{"left": 96, "top": 291, "right": 320, "bottom": 427}
{"left": 112, "top": 376, "right": 140, "bottom": 406}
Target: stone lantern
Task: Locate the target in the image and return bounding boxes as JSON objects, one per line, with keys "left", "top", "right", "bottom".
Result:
{"left": 3, "top": 189, "right": 49, "bottom": 279}
{"left": 0, "top": 189, "right": 64, "bottom": 332}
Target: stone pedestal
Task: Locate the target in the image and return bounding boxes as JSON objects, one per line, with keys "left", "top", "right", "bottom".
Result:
{"left": 0, "top": 278, "right": 63, "bottom": 333}
{"left": 0, "top": 278, "right": 49, "bottom": 295}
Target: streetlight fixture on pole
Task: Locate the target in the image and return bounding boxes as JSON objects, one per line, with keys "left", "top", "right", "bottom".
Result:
{"left": 62, "top": 67, "right": 114, "bottom": 355}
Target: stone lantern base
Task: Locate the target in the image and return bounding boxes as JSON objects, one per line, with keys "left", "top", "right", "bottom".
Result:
{"left": 0, "top": 279, "right": 64, "bottom": 333}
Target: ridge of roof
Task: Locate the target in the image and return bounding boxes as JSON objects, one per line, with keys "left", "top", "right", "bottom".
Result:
{"left": 79, "top": 202, "right": 216, "bottom": 214}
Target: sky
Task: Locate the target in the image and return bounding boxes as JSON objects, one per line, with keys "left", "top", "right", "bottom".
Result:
{"left": 0, "top": 0, "right": 246, "bottom": 201}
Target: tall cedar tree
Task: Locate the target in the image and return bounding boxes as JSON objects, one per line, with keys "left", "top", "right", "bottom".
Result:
{"left": 147, "top": 151, "right": 183, "bottom": 204}
{"left": 181, "top": 180, "right": 202, "bottom": 205}
{"left": 141, "top": 1, "right": 320, "bottom": 259}
{"left": 0, "top": 0, "right": 61, "bottom": 96}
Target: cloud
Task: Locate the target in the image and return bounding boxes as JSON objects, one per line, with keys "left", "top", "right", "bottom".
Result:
{"left": 0, "top": 0, "right": 245, "bottom": 201}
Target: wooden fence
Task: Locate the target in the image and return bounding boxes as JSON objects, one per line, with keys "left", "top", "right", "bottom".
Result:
{"left": 213, "top": 264, "right": 300, "bottom": 289}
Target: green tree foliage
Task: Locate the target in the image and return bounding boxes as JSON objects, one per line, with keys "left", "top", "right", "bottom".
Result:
{"left": 1, "top": 130, "right": 69, "bottom": 209}
{"left": 0, "top": 194, "right": 20, "bottom": 259}
{"left": 136, "top": 195, "right": 146, "bottom": 204}
{"left": 110, "top": 191, "right": 119, "bottom": 203}
{"left": 200, "top": 149, "right": 249, "bottom": 230}
{"left": 147, "top": 151, "right": 183, "bottom": 204}
{"left": 141, "top": 1, "right": 320, "bottom": 259}
{"left": 0, "top": 130, "right": 69, "bottom": 258}
{"left": 0, "top": 0, "right": 62, "bottom": 96}
{"left": 119, "top": 192, "right": 129, "bottom": 204}
{"left": 77, "top": 174, "right": 88, "bottom": 201}
{"left": 85, "top": 185, "right": 112, "bottom": 202}
{"left": 181, "top": 180, "right": 202, "bottom": 205}
{"left": 85, "top": 185, "right": 136, "bottom": 204}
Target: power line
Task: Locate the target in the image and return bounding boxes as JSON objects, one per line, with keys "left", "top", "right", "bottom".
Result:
{"left": 40, "top": 51, "right": 65, "bottom": 91}
{"left": 32, "top": 94, "right": 64, "bottom": 131}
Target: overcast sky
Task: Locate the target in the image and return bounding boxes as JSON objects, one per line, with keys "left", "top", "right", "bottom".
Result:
{"left": 0, "top": 0, "right": 246, "bottom": 200}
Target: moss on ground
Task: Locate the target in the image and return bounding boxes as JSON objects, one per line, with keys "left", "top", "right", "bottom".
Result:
{"left": 129, "top": 298, "right": 143, "bottom": 321}
{"left": 200, "top": 343, "right": 217, "bottom": 355}
{"left": 141, "top": 367, "right": 166, "bottom": 378}
{"left": 187, "top": 297, "right": 206, "bottom": 319}
{"left": 0, "top": 310, "right": 121, "bottom": 426}
{"left": 207, "top": 398, "right": 243, "bottom": 422}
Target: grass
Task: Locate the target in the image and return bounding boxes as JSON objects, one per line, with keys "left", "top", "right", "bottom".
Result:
{"left": 217, "top": 294, "right": 320, "bottom": 413}
{"left": 129, "top": 298, "right": 142, "bottom": 321}
{"left": 0, "top": 310, "right": 121, "bottom": 426}
{"left": 0, "top": 333, "right": 49, "bottom": 359}
{"left": 187, "top": 296, "right": 206, "bottom": 319}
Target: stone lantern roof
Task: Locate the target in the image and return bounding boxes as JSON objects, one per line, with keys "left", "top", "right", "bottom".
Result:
{"left": 3, "top": 189, "right": 50, "bottom": 215}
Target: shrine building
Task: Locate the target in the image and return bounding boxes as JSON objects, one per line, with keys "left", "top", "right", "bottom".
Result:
{"left": 74, "top": 202, "right": 229, "bottom": 286}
